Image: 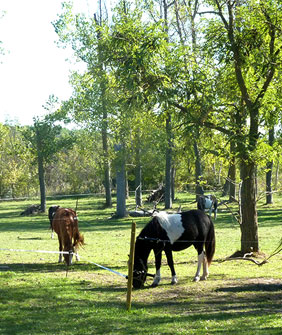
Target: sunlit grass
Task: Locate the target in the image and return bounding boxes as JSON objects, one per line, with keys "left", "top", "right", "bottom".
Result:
{"left": 0, "top": 192, "right": 282, "bottom": 334}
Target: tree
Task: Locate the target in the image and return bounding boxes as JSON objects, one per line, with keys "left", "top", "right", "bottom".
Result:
{"left": 202, "top": 0, "right": 282, "bottom": 253}
{"left": 0, "top": 123, "right": 35, "bottom": 198}
{"left": 24, "top": 115, "right": 75, "bottom": 212}
{"left": 54, "top": 1, "right": 113, "bottom": 207}
{"left": 114, "top": 143, "right": 127, "bottom": 217}
{"left": 107, "top": 0, "right": 282, "bottom": 254}
{"left": 266, "top": 127, "right": 275, "bottom": 204}
{"left": 45, "top": 129, "right": 105, "bottom": 195}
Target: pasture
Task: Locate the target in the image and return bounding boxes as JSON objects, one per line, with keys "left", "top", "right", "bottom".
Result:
{"left": 0, "top": 193, "right": 282, "bottom": 335}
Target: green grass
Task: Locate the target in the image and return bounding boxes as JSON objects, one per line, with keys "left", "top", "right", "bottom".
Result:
{"left": 0, "top": 193, "right": 282, "bottom": 334}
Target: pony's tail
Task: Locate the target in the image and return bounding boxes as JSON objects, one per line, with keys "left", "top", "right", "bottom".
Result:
{"left": 74, "top": 231, "right": 84, "bottom": 248}
{"left": 205, "top": 218, "right": 215, "bottom": 266}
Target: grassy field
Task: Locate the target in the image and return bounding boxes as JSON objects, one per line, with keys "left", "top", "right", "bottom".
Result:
{"left": 0, "top": 192, "right": 282, "bottom": 335}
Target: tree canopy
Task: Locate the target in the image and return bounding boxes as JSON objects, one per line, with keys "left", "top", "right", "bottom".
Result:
{"left": 1, "top": 0, "right": 282, "bottom": 253}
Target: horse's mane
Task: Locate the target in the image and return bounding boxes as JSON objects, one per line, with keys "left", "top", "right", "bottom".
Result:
{"left": 139, "top": 216, "right": 163, "bottom": 239}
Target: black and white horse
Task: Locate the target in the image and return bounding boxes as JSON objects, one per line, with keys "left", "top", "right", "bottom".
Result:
{"left": 48, "top": 205, "right": 60, "bottom": 239}
{"left": 197, "top": 195, "right": 218, "bottom": 220}
{"left": 133, "top": 210, "right": 215, "bottom": 288}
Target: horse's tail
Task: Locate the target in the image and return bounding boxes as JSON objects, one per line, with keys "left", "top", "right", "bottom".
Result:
{"left": 72, "top": 215, "right": 84, "bottom": 248}
{"left": 74, "top": 231, "right": 84, "bottom": 248}
{"left": 205, "top": 218, "right": 215, "bottom": 266}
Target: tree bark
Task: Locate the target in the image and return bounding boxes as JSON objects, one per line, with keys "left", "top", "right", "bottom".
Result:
{"left": 165, "top": 113, "right": 173, "bottom": 209}
{"left": 223, "top": 163, "right": 236, "bottom": 199}
{"left": 228, "top": 139, "right": 236, "bottom": 202}
{"left": 102, "top": 118, "right": 112, "bottom": 207}
{"left": 37, "top": 154, "right": 46, "bottom": 212}
{"left": 95, "top": 9, "right": 112, "bottom": 208}
{"left": 171, "top": 166, "right": 176, "bottom": 202}
{"left": 240, "top": 160, "right": 259, "bottom": 253}
{"left": 115, "top": 144, "right": 126, "bottom": 218}
{"left": 266, "top": 127, "right": 275, "bottom": 204}
{"left": 194, "top": 139, "right": 204, "bottom": 200}
{"left": 135, "top": 134, "right": 142, "bottom": 207}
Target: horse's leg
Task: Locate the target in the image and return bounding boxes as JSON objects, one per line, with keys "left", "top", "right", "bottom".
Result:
{"left": 200, "top": 252, "right": 209, "bottom": 281}
{"left": 193, "top": 250, "right": 204, "bottom": 282}
{"left": 69, "top": 246, "right": 73, "bottom": 265}
{"left": 58, "top": 237, "right": 63, "bottom": 263}
{"left": 209, "top": 206, "right": 212, "bottom": 217}
{"left": 214, "top": 206, "right": 217, "bottom": 220}
{"left": 67, "top": 238, "right": 73, "bottom": 265}
{"left": 74, "top": 245, "right": 80, "bottom": 261}
{"left": 152, "top": 248, "right": 162, "bottom": 287}
{"left": 69, "top": 250, "right": 73, "bottom": 265}
{"left": 164, "top": 248, "right": 177, "bottom": 285}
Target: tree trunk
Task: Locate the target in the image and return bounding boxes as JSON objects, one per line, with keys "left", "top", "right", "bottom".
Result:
{"left": 194, "top": 139, "right": 204, "bottom": 200}
{"left": 165, "top": 114, "right": 173, "bottom": 209}
{"left": 102, "top": 109, "right": 112, "bottom": 208}
{"left": 240, "top": 160, "right": 259, "bottom": 253}
{"left": 38, "top": 155, "right": 46, "bottom": 212}
{"left": 115, "top": 144, "right": 126, "bottom": 218}
{"left": 171, "top": 166, "right": 176, "bottom": 202}
{"left": 225, "top": 139, "right": 236, "bottom": 202}
{"left": 95, "top": 7, "right": 112, "bottom": 208}
{"left": 266, "top": 127, "right": 275, "bottom": 204}
{"left": 274, "top": 161, "right": 279, "bottom": 190}
{"left": 135, "top": 136, "right": 142, "bottom": 207}
{"left": 229, "top": 161, "right": 236, "bottom": 202}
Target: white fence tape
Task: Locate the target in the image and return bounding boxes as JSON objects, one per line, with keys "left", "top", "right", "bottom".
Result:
{"left": 0, "top": 248, "right": 74, "bottom": 255}
{"left": 0, "top": 248, "right": 127, "bottom": 278}
{"left": 82, "top": 258, "right": 127, "bottom": 278}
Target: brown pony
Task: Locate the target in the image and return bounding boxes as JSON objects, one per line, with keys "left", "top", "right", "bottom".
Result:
{"left": 52, "top": 207, "right": 84, "bottom": 265}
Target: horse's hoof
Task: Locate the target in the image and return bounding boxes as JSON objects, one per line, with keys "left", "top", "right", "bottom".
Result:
{"left": 171, "top": 276, "right": 178, "bottom": 285}
{"left": 193, "top": 276, "right": 200, "bottom": 282}
{"left": 200, "top": 276, "right": 207, "bottom": 281}
{"left": 152, "top": 277, "right": 161, "bottom": 287}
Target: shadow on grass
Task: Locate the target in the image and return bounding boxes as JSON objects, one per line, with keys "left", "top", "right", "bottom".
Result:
{"left": 0, "top": 274, "right": 282, "bottom": 334}
{"left": 216, "top": 281, "right": 282, "bottom": 293}
{"left": 216, "top": 207, "right": 282, "bottom": 230}
{"left": 0, "top": 215, "right": 136, "bottom": 233}
{"left": 0, "top": 261, "right": 128, "bottom": 277}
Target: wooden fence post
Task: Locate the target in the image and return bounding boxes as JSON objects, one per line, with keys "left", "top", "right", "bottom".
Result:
{"left": 126, "top": 221, "right": 136, "bottom": 311}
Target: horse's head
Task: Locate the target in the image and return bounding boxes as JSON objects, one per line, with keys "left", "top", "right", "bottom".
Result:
{"left": 64, "top": 249, "right": 74, "bottom": 266}
{"left": 133, "top": 237, "right": 152, "bottom": 288}
{"left": 133, "top": 257, "right": 148, "bottom": 288}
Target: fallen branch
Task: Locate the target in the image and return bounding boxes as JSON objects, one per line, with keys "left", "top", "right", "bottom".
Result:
{"left": 220, "top": 239, "right": 282, "bottom": 266}
{"left": 221, "top": 256, "right": 268, "bottom": 266}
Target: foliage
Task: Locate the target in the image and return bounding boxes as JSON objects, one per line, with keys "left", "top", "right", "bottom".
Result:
{"left": 0, "top": 123, "right": 36, "bottom": 198}
{"left": 45, "top": 129, "right": 105, "bottom": 195}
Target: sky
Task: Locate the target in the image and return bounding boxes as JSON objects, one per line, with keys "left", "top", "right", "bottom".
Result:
{"left": 0, "top": 0, "right": 99, "bottom": 126}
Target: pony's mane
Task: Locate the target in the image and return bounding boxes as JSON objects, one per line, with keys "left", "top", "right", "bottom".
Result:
{"left": 137, "top": 215, "right": 167, "bottom": 241}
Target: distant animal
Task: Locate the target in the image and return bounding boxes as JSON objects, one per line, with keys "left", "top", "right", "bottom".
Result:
{"left": 147, "top": 185, "right": 165, "bottom": 203}
{"left": 133, "top": 210, "right": 215, "bottom": 289}
{"left": 20, "top": 204, "right": 41, "bottom": 216}
{"left": 197, "top": 194, "right": 218, "bottom": 220}
{"left": 52, "top": 207, "right": 84, "bottom": 265}
{"left": 48, "top": 205, "right": 60, "bottom": 238}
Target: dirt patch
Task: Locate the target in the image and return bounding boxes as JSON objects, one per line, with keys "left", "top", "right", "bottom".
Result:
{"left": 131, "top": 277, "right": 282, "bottom": 314}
